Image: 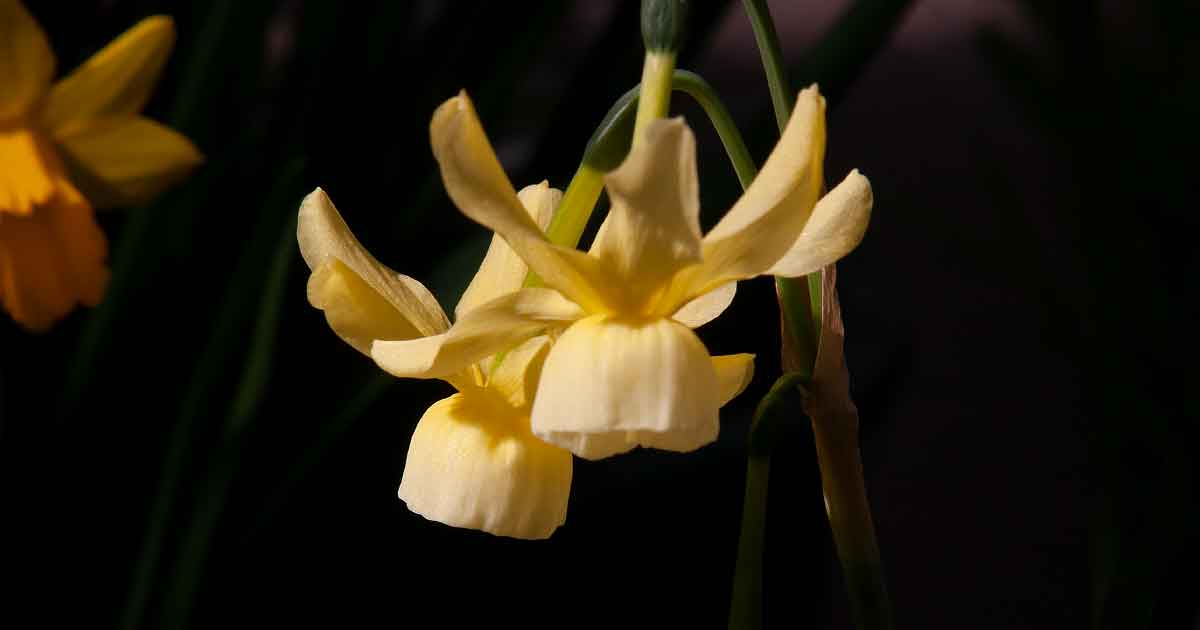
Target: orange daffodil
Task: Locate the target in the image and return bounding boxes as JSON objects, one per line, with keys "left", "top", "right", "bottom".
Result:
{"left": 371, "top": 86, "right": 871, "bottom": 460}
{"left": 0, "top": 1, "right": 201, "bottom": 330}
{"left": 298, "top": 184, "right": 575, "bottom": 539}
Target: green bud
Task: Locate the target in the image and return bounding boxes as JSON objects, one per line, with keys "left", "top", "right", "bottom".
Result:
{"left": 641, "top": 0, "right": 687, "bottom": 52}
{"left": 582, "top": 86, "right": 639, "bottom": 172}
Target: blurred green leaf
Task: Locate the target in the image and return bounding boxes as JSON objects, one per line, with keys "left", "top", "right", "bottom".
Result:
{"left": 160, "top": 199, "right": 300, "bottom": 629}
{"left": 118, "top": 158, "right": 305, "bottom": 630}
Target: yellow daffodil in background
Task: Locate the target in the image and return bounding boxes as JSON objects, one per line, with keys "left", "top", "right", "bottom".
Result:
{"left": 372, "top": 87, "right": 871, "bottom": 460}
{"left": 298, "top": 185, "right": 574, "bottom": 539}
{"left": 0, "top": 1, "right": 202, "bottom": 330}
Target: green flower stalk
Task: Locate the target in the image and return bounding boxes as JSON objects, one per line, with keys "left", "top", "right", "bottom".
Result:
{"left": 635, "top": 0, "right": 686, "bottom": 142}
{"left": 734, "top": 1, "right": 893, "bottom": 629}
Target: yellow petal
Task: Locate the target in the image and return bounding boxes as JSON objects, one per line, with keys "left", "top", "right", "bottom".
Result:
{"left": 0, "top": 180, "right": 108, "bottom": 331}
{"left": 486, "top": 335, "right": 551, "bottom": 410}
{"left": 675, "top": 86, "right": 827, "bottom": 305}
{"left": 712, "top": 353, "right": 755, "bottom": 406}
{"left": 454, "top": 181, "right": 560, "bottom": 320}
{"left": 430, "top": 91, "right": 617, "bottom": 313}
{"left": 0, "top": 127, "right": 59, "bottom": 216}
{"left": 0, "top": 0, "right": 55, "bottom": 122}
{"left": 372, "top": 288, "right": 582, "bottom": 380}
{"left": 766, "top": 170, "right": 872, "bottom": 277}
{"left": 671, "top": 281, "right": 735, "bottom": 328}
{"left": 399, "top": 393, "right": 573, "bottom": 540}
{"left": 590, "top": 118, "right": 702, "bottom": 309}
{"left": 307, "top": 259, "right": 428, "bottom": 355}
{"left": 42, "top": 16, "right": 175, "bottom": 131}
{"left": 298, "top": 188, "right": 450, "bottom": 342}
{"left": 530, "top": 314, "right": 720, "bottom": 460}
{"left": 53, "top": 116, "right": 202, "bottom": 208}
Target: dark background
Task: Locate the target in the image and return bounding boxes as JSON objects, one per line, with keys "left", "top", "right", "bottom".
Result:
{"left": 1, "top": 1, "right": 1196, "bottom": 628}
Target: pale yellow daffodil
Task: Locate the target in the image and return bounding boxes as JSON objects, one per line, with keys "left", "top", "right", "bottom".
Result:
{"left": 298, "top": 185, "right": 575, "bottom": 539}
{"left": 371, "top": 87, "right": 871, "bottom": 460}
{"left": 0, "top": 1, "right": 202, "bottom": 330}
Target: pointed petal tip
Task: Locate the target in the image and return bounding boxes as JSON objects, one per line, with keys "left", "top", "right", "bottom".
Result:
{"left": 301, "top": 186, "right": 329, "bottom": 206}
{"left": 131, "top": 14, "right": 176, "bottom": 48}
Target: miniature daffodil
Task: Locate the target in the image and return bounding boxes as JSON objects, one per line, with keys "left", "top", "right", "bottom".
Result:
{"left": 298, "top": 185, "right": 574, "bottom": 539}
{"left": 0, "top": 1, "right": 202, "bottom": 330}
{"left": 371, "top": 88, "right": 868, "bottom": 460}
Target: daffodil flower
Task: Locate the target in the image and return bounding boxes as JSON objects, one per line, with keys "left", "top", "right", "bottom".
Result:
{"left": 0, "top": 1, "right": 202, "bottom": 330}
{"left": 298, "top": 185, "right": 575, "bottom": 539}
{"left": 372, "top": 87, "right": 871, "bottom": 460}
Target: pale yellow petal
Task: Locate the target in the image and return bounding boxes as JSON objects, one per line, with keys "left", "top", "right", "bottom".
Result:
{"left": 54, "top": 116, "right": 202, "bottom": 208}
{"left": 486, "top": 335, "right": 551, "bottom": 410}
{"left": 671, "top": 281, "right": 735, "bottom": 328}
{"left": 372, "top": 288, "right": 582, "bottom": 380}
{"left": 0, "top": 127, "right": 58, "bottom": 216}
{"left": 671, "top": 86, "right": 827, "bottom": 307}
{"left": 712, "top": 353, "right": 755, "bottom": 407}
{"left": 399, "top": 393, "right": 573, "bottom": 540}
{"left": 0, "top": 0, "right": 55, "bottom": 122}
{"left": 308, "top": 259, "right": 428, "bottom": 355}
{"left": 766, "top": 170, "right": 872, "bottom": 277}
{"left": 42, "top": 16, "right": 175, "bottom": 130}
{"left": 454, "top": 181, "right": 560, "bottom": 320}
{"left": 298, "top": 188, "right": 450, "bottom": 339}
{"left": 590, "top": 118, "right": 702, "bottom": 309}
{"left": 530, "top": 315, "right": 720, "bottom": 460}
{"left": 430, "top": 91, "right": 617, "bottom": 313}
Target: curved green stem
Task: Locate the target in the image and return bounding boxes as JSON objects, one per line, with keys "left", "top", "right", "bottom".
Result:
{"left": 743, "top": 0, "right": 821, "bottom": 350}
{"left": 740, "top": 3, "right": 893, "bottom": 630}
{"left": 542, "top": 69, "right": 759, "bottom": 256}
{"left": 743, "top": 0, "right": 794, "bottom": 134}
{"left": 674, "top": 72, "right": 759, "bottom": 189}
{"left": 728, "top": 372, "right": 806, "bottom": 630}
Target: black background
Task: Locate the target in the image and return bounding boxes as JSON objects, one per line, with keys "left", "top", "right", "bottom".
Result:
{"left": 1, "top": 1, "right": 1197, "bottom": 628}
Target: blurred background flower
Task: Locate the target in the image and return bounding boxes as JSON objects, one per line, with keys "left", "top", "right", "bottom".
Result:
{"left": 0, "top": 3, "right": 200, "bottom": 330}
{"left": 0, "top": 1, "right": 1195, "bottom": 628}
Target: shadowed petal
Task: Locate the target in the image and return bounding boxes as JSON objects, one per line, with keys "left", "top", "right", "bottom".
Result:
{"left": 766, "top": 170, "right": 872, "bottom": 277}
{"left": 430, "top": 91, "right": 617, "bottom": 313}
{"left": 590, "top": 118, "right": 702, "bottom": 307}
{"left": 298, "top": 188, "right": 450, "bottom": 348}
{"left": 712, "top": 353, "right": 755, "bottom": 406}
{"left": 455, "top": 181, "right": 560, "bottom": 319}
{"left": 486, "top": 335, "right": 552, "bottom": 410}
{"left": 43, "top": 16, "right": 175, "bottom": 130}
{"left": 0, "top": 0, "right": 55, "bottom": 122}
{"left": 669, "top": 86, "right": 827, "bottom": 309}
{"left": 55, "top": 116, "right": 202, "bottom": 208}
{"left": 671, "top": 281, "right": 735, "bottom": 328}
{"left": 372, "top": 288, "right": 582, "bottom": 380}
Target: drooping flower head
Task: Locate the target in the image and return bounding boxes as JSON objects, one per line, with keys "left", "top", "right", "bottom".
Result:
{"left": 0, "top": 1, "right": 202, "bottom": 330}
{"left": 298, "top": 184, "right": 574, "bottom": 539}
{"left": 372, "top": 87, "right": 870, "bottom": 459}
